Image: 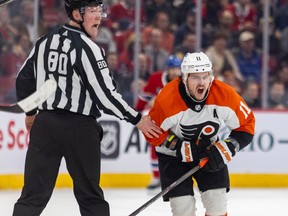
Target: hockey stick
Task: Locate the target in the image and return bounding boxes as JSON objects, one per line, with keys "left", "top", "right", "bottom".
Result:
{"left": 128, "top": 157, "right": 209, "bottom": 216}
{"left": 0, "top": 79, "right": 57, "bottom": 113}
{"left": 0, "top": 0, "right": 14, "bottom": 6}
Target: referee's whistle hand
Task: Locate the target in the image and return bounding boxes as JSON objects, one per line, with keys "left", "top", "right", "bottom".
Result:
{"left": 136, "top": 115, "right": 162, "bottom": 138}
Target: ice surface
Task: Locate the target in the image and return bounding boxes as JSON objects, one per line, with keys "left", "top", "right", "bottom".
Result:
{"left": 0, "top": 188, "right": 287, "bottom": 215}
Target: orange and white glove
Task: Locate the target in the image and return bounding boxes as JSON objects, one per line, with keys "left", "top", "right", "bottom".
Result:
{"left": 200, "top": 139, "right": 237, "bottom": 172}
{"left": 164, "top": 134, "right": 196, "bottom": 163}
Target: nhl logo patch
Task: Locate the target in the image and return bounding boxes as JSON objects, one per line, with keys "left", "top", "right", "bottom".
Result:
{"left": 195, "top": 104, "right": 201, "bottom": 111}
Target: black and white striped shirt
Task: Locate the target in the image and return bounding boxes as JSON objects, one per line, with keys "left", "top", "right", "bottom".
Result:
{"left": 16, "top": 24, "right": 141, "bottom": 125}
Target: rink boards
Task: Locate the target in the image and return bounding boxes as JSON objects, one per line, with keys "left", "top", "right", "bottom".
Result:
{"left": 0, "top": 110, "right": 288, "bottom": 188}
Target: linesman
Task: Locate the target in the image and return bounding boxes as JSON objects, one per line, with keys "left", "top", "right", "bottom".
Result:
{"left": 12, "top": 1, "right": 162, "bottom": 216}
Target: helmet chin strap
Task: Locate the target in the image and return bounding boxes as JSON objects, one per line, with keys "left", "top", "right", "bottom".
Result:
{"left": 72, "top": 14, "right": 91, "bottom": 38}
{"left": 79, "top": 21, "right": 92, "bottom": 38}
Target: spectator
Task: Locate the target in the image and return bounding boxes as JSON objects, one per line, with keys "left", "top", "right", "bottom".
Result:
{"left": 274, "top": 0, "right": 288, "bottom": 32}
{"left": 137, "top": 53, "right": 151, "bottom": 81}
{"left": 221, "top": 66, "right": 243, "bottom": 94}
{"left": 268, "top": 80, "right": 288, "bottom": 110}
{"left": 0, "top": 6, "right": 30, "bottom": 103}
{"left": 171, "top": 0, "right": 195, "bottom": 26}
{"left": 255, "top": 0, "right": 275, "bottom": 25}
{"left": 10, "top": 16, "right": 31, "bottom": 40}
{"left": 113, "top": 18, "right": 133, "bottom": 54}
{"left": 173, "top": 32, "right": 197, "bottom": 59}
{"left": 108, "top": 51, "right": 138, "bottom": 106}
{"left": 202, "top": 0, "right": 224, "bottom": 27}
{"left": 124, "top": 53, "right": 150, "bottom": 106}
{"left": 225, "top": 0, "right": 257, "bottom": 33}
{"left": 205, "top": 32, "right": 243, "bottom": 81}
{"left": 45, "top": 6, "right": 69, "bottom": 33}
{"left": 242, "top": 80, "right": 261, "bottom": 108}
{"left": 0, "top": 40, "right": 22, "bottom": 103}
{"left": 12, "top": 33, "right": 33, "bottom": 60}
{"left": 118, "top": 33, "right": 136, "bottom": 78}
{"left": 17, "top": 0, "right": 47, "bottom": 42}
{"left": 212, "top": 9, "right": 238, "bottom": 48}
{"left": 130, "top": 53, "right": 151, "bottom": 99}
{"left": 144, "top": 0, "right": 174, "bottom": 26}
{"left": 174, "top": 8, "right": 196, "bottom": 47}
{"left": 0, "top": 5, "right": 17, "bottom": 44}
{"left": 255, "top": 17, "right": 281, "bottom": 74}
{"left": 142, "top": 11, "right": 175, "bottom": 54}
{"left": 107, "top": 52, "right": 119, "bottom": 78}
{"left": 108, "top": 0, "right": 145, "bottom": 30}
{"left": 143, "top": 27, "right": 169, "bottom": 74}
{"left": 117, "top": 35, "right": 136, "bottom": 106}
{"left": 118, "top": 34, "right": 150, "bottom": 106}
{"left": 233, "top": 31, "right": 262, "bottom": 83}
{"left": 271, "top": 62, "right": 288, "bottom": 92}
{"left": 281, "top": 25, "right": 288, "bottom": 52}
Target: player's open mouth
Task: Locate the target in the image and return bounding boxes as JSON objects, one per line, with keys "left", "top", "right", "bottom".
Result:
{"left": 197, "top": 88, "right": 204, "bottom": 94}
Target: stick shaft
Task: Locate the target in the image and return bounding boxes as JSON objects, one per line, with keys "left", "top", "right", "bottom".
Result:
{"left": 0, "top": 79, "right": 57, "bottom": 114}
{"left": 129, "top": 158, "right": 208, "bottom": 216}
{"left": 0, "top": 0, "right": 14, "bottom": 7}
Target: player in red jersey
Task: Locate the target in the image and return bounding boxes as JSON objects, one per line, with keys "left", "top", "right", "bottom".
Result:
{"left": 143, "top": 52, "right": 255, "bottom": 215}
{"left": 135, "top": 55, "right": 182, "bottom": 191}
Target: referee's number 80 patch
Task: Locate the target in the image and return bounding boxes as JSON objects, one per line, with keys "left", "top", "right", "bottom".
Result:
{"left": 97, "top": 60, "right": 107, "bottom": 69}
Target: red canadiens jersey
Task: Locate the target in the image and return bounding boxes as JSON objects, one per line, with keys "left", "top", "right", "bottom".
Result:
{"left": 146, "top": 78, "right": 255, "bottom": 147}
{"left": 135, "top": 71, "right": 168, "bottom": 111}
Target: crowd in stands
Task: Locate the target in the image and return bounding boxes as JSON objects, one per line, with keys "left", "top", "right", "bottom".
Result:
{"left": 1, "top": 0, "right": 288, "bottom": 110}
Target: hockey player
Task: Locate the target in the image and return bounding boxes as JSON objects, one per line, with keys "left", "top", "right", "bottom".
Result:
{"left": 144, "top": 52, "right": 255, "bottom": 216}
{"left": 135, "top": 55, "right": 182, "bottom": 191}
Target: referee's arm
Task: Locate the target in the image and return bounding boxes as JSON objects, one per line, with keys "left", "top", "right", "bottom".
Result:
{"left": 16, "top": 47, "right": 37, "bottom": 116}
{"left": 80, "top": 40, "right": 141, "bottom": 125}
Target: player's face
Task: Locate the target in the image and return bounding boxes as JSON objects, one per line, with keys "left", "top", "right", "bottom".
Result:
{"left": 186, "top": 72, "right": 211, "bottom": 100}
{"left": 82, "top": 6, "right": 103, "bottom": 39}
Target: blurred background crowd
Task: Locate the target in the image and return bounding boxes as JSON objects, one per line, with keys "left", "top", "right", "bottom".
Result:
{"left": 1, "top": 0, "right": 288, "bottom": 110}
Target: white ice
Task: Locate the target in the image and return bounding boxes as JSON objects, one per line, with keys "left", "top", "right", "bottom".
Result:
{"left": 0, "top": 188, "right": 287, "bottom": 215}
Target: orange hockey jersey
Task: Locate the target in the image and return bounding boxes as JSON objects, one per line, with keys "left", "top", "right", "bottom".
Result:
{"left": 146, "top": 77, "right": 255, "bottom": 150}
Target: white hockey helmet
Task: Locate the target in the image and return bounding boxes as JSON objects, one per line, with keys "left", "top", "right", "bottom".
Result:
{"left": 181, "top": 52, "right": 212, "bottom": 74}
{"left": 181, "top": 52, "right": 214, "bottom": 100}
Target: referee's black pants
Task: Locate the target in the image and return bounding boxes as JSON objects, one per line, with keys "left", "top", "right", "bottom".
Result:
{"left": 13, "top": 110, "right": 110, "bottom": 216}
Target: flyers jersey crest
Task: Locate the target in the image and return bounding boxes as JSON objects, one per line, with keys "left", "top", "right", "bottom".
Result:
{"left": 180, "top": 121, "right": 219, "bottom": 141}
{"left": 146, "top": 77, "right": 255, "bottom": 149}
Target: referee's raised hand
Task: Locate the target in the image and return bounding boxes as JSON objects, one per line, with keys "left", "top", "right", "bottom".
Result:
{"left": 136, "top": 115, "right": 162, "bottom": 138}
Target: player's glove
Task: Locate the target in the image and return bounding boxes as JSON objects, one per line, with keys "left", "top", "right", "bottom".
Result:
{"left": 200, "top": 139, "right": 238, "bottom": 172}
{"left": 164, "top": 133, "right": 197, "bottom": 163}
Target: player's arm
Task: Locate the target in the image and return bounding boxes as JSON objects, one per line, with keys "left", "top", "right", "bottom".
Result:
{"left": 202, "top": 91, "right": 255, "bottom": 172}
{"left": 144, "top": 98, "right": 169, "bottom": 145}
{"left": 79, "top": 42, "right": 142, "bottom": 124}
{"left": 227, "top": 89, "right": 255, "bottom": 150}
